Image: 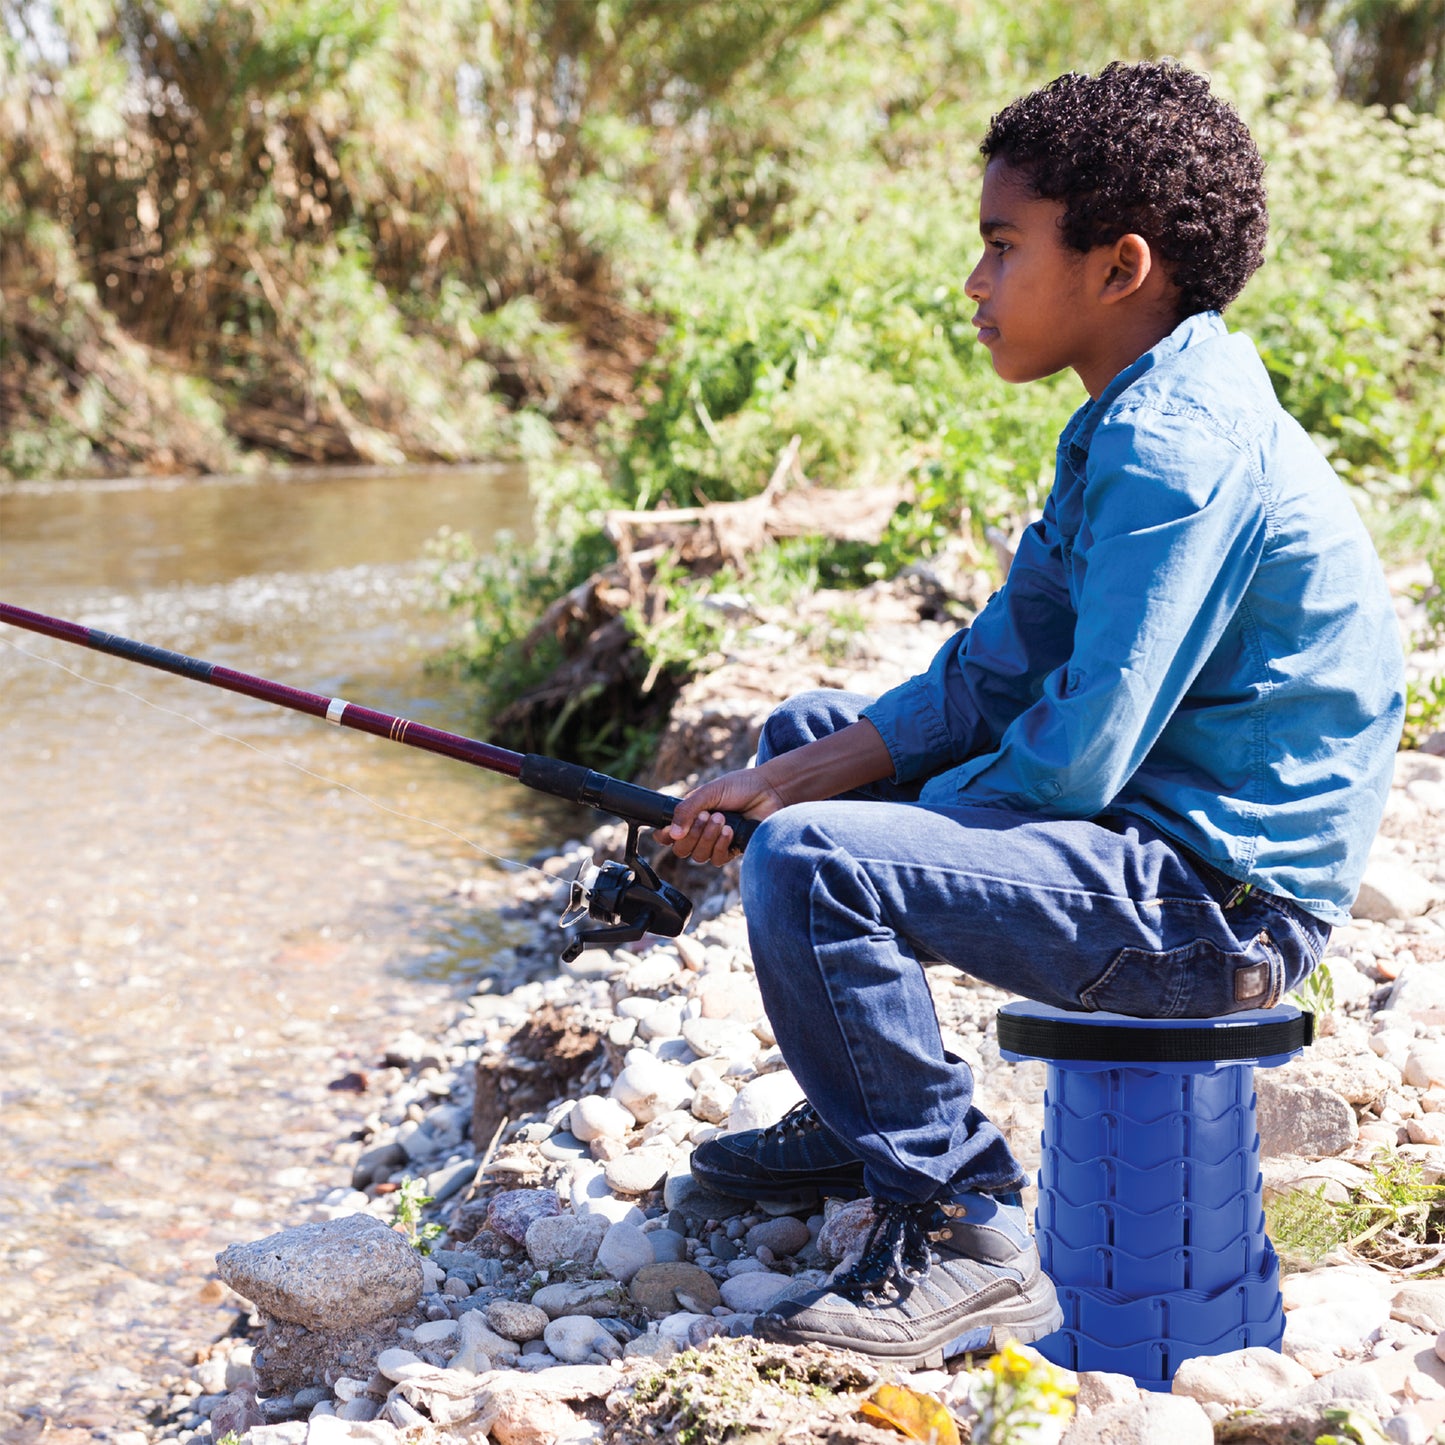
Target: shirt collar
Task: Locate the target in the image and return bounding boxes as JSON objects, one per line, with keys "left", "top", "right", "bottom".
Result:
{"left": 1061, "top": 310, "right": 1228, "bottom": 461}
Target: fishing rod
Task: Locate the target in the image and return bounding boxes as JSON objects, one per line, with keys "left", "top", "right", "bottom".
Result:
{"left": 0, "top": 601, "right": 756, "bottom": 961}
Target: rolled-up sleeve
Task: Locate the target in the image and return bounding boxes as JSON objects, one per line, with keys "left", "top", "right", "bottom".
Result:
{"left": 863, "top": 492, "right": 1077, "bottom": 783}
{"left": 913, "top": 408, "right": 1269, "bottom": 814}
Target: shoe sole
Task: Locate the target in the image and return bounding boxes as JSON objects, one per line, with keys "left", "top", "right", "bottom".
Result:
{"left": 754, "top": 1277, "right": 1064, "bottom": 1372}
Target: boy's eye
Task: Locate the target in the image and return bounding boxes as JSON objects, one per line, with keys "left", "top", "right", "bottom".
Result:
{"left": 990, "top": 239, "right": 1012, "bottom": 253}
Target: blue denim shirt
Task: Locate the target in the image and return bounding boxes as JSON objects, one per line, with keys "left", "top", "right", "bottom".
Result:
{"left": 864, "top": 312, "right": 1405, "bottom": 923}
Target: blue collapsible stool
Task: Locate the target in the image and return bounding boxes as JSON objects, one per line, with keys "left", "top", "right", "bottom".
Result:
{"left": 998, "top": 1000, "right": 1314, "bottom": 1389}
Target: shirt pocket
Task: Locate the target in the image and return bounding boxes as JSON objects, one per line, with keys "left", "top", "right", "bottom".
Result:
{"left": 1078, "top": 933, "right": 1284, "bottom": 1018}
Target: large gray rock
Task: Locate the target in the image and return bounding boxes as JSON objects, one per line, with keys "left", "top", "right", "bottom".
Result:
{"left": 1255, "top": 1077, "right": 1357, "bottom": 1158}
{"left": 1272, "top": 1040, "right": 1396, "bottom": 1107}
{"left": 216, "top": 1213, "right": 424, "bottom": 1331}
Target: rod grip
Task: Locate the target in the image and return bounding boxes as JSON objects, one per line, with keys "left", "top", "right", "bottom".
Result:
{"left": 518, "top": 755, "right": 758, "bottom": 853}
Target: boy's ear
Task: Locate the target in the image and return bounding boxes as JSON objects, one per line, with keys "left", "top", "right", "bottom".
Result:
{"left": 1097, "top": 233, "right": 1154, "bottom": 305}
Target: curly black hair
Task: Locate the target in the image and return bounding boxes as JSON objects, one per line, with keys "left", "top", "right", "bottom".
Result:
{"left": 980, "top": 61, "right": 1268, "bottom": 317}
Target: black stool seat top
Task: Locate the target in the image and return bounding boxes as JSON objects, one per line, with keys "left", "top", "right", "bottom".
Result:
{"left": 997, "top": 1001, "right": 1314, "bottom": 1066}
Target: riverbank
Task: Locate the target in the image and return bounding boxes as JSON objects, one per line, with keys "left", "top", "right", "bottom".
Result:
{"left": 11, "top": 549, "right": 1445, "bottom": 1433}
{"left": 38, "top": 565, "right": 1436, "bottom": 1445}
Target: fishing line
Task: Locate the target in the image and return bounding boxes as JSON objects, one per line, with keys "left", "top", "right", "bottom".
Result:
{"left": 0, "top": 635, "right": 552, "bottom": 880}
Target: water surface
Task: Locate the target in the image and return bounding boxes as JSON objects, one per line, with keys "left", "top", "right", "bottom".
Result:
{"left": 0, "top": 464, "right": 561, "bottom": 1433}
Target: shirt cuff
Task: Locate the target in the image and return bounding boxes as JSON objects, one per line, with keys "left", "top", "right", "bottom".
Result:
{"left": 862, "top": 677, "right": 953, "bottom": 785}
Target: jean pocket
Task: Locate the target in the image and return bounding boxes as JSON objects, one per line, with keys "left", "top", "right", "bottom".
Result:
{"left": 1079, "top": 932, "right": 1284, "bottom": 1018}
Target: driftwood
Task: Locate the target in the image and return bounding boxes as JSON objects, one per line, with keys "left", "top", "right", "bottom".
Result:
{"left": 494, "top": 437, "right": 910, "bottom": 754}
{"left": 604, "top": 435, "right": 908, "bottom": 574}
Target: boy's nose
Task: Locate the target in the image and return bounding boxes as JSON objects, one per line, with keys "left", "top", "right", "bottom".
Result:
{"left": 964, "top": 257, "right": 987, "bottom": 300}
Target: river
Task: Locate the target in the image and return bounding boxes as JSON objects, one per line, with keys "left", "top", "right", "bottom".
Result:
{"left": 0, "top": 465, "right": 565, "bottom": 1437}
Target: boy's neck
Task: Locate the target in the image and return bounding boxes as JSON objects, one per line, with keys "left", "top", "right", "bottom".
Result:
{"left": 1074, "top": 311, "right": 1182, "bottom": 399}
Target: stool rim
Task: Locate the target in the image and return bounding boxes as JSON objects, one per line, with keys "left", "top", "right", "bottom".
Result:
{"left": 997, "top": 1001, "right": 1313, "bottom": 1065}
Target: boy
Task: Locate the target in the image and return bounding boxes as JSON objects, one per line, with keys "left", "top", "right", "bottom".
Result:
{"left": 662, "top": 60, "right": 1405, "bottom": 1368}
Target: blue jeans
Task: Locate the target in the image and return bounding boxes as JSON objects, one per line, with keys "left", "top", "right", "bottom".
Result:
{"left": 740, "top": 691, "right": 1331, "bottom": 1205}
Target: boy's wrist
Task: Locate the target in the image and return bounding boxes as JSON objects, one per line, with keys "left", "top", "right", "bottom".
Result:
{"left": 758, "top": 720, "right": 894, "bottom": 807}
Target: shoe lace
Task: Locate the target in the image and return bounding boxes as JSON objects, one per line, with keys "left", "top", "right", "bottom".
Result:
{"left": 832, "top": 1200, "right": 946, "bottom": 1300}
{"left": 762, "top": 1099, "right": 826, "bottom": 1140}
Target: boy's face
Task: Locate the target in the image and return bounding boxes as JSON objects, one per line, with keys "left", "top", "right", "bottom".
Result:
{"left": 966, "top": 160, "right": 1096, "bottom": 387}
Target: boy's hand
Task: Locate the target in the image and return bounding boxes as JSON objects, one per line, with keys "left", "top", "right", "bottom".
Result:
{"left": 664, "top": 769, "right": 785, "bottom": 867}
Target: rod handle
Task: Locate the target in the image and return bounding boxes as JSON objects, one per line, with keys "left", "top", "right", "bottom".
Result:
{"left": 518, "top": 755, "right": 758, "bottom": 853}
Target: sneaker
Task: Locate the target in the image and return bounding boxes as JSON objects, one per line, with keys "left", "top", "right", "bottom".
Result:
{"left": 689, "top": 1101, "right": 867, "bottom": 1204}
{"left": 753, "top": 1192, "right": 1062, "bottom": 1369}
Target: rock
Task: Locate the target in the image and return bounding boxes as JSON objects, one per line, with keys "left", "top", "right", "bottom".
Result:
{"left": 681, "top": 1017, "right": 759, "bottom": 1058}
{"left": 1286, "top": 1363, "right": 1396, "bottom": 1417}
{"left": 1261, "top": 1156, "right": 1373, "bottom": 1205}
{"left": 610, "top": 1057, "right": 691, "bottom": 1125}
{"left": 1074, "top": 1372, "right": 1141, "bottom": 1412}
{"left": 719, "top": 1272, "right": 794, "bottom": 1312}
{"left": 215, "top": 1214, "right": 425, "bottom": 1331}
{"left": 1408, "top": 1115, "right": 1445, "bottom": 1145}
{"left": 629, "top": 1262, "right": 724, "bottom": 1316}
{"left": 486, "top": 1300, "right": 550, "bottom": 1343}
{"left": 376, "top": 1348, "right": 435, "bottom": 1383}
{"left": 1406, "top": 1044, "right": 1445, "bottom": 1089}
{"left": 306, "top": 1421, "right": 399, "bottom": 1445}
{"left": 818, "top": 1199, "right": 877, "bottom": 1263}
{"left": 539, "top": 1130, "right": 590, "bottom": 1163}
{"left": 648, "top": 1228, "right": 689, "bottom": 1263}
{"left": 623, "top": 1329, "right": 678, "bottom": 1362}
{"left": 561, "top": 948, "right": 626, "bottom": 981}
{"left": 1395, "top": 1282, "right": 1445, "bottom": 1331}
{"left": 1387, "top": 965, "right": 1445, "bottom": 1019}
{"left": 570, "top": 1095, "right": 637, "bottom": 1142}
{"left": 1282, "top": 1266, "right": 1397, "bottom": 1316}
{"left": 1209, "top": 1402, "right": 1369, "bottom": 1444}
{"left": 209, "top": 1389, "right": 265, "bottom": 1439}
{"left": 486, "top": 1188, "right": 561, "bottom": 1244}
{"left": 249, "top": 1424, "right": 309, "bottom": 1445}
{"left": 351, "top": 1141, "right": 408, "bottom": 1191}
{"left": 1171, "top": 1346, "right": 1313, "bottom": 1407}
{"left": 1065, "top": 1391, "right": 1213, "bottom": 1443}
{"left": 448, "top": 1310, "right": 520, "bottom": 1372}
{"left": 632, "top": 999, "right": 684, "bottom": 1042}
{"left": 567, "top": 1164, "right": 648, "bottom": 1226}
{"left": 1354, "top": 864, "right": 1438, "bottom": 921}
{"left": 690, "top": 1077, "right": 736, "bottom": 1124}
{"left": 623, "top": 954, "right": 684, "bottom": 996}
{"left": 604, "top": 1146, "right": 675, "bottom": 1196}
{"left": 692, "top": 973, "right": 764, "bottom": 1022}
{"left": 1274, "top": 1044, "right": 1397, "bottom": 1107}
{"left": 475, "top": 1367, "right": 616, "bottom": 1445}
{"left": 745, "top": 1216, "right": 812, "bottom": 1257}
{"left": 1385, "top": 1411, "right": 1431, "bottom": 1445}
{"left": 531, "top": 1280, "right": 627, "bottom": 1319}
{"left": 1255, "top": 1077, "right": 1357, "bottom": 1157}
{"left": 525, "top": 1212, "right": 609, "bottom": 1269}
{"left": 1285, "top": 1301, "right": 1389, "bottom": 1362}
{"left": 335, "top": 1396, "right": 382, "bottom": 1422}
{"left": 543, "top": 1315, "right": 622, "bottom": 1365}
{"left": 480, "top": 1389, "right": 595, "bottom": 1445}
{"left": 252, "top": 1316, "right": 405, "bottom": 1398}
{"left": 727, "top": 1071, "right": 805, "bottom": 1133}
{"left": 224, "top": 1346, "right": 256, "bottom": 1390}
{"left": 413, "top": 1318, "right": 459, "bottom": 1346}
{"left": 597, "top": 1221, "right": 655, "bottom": 1284}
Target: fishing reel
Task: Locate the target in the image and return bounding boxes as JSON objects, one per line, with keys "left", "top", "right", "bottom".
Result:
{"left": 558, "top": 822, "right": 692, "bottom": 962}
